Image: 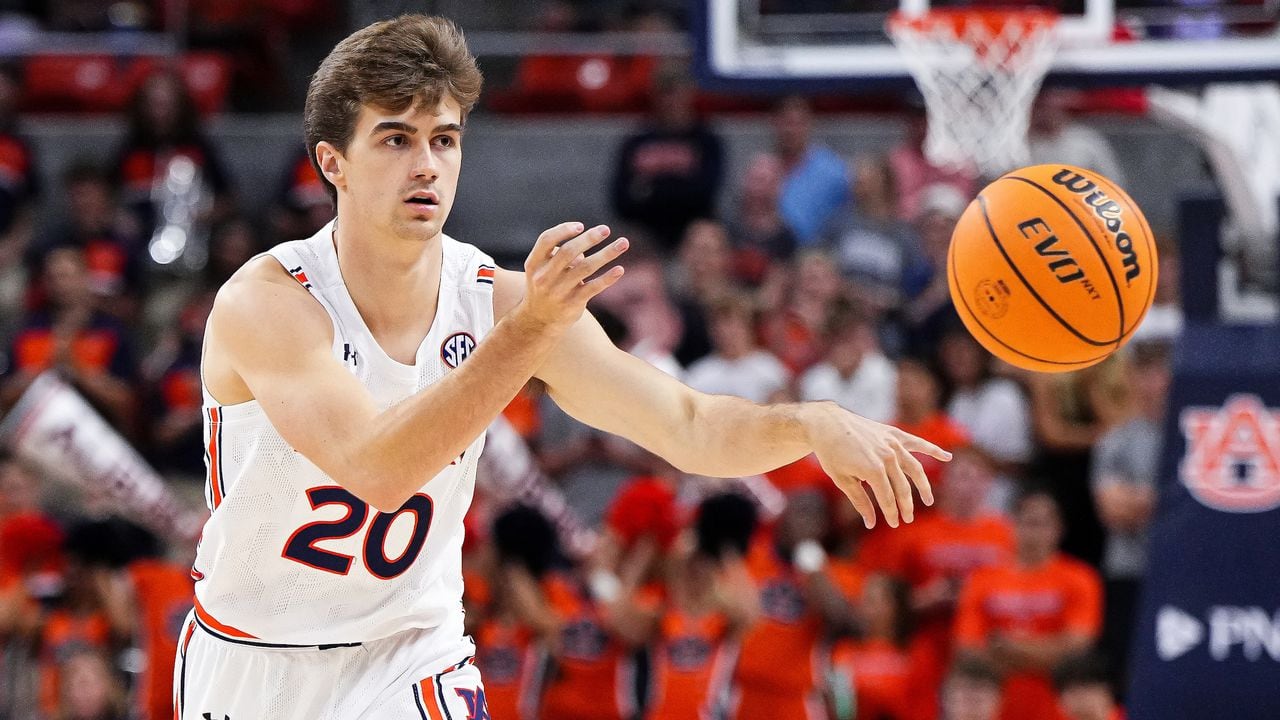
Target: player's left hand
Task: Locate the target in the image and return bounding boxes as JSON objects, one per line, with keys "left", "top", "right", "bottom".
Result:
{"left": 804, "top": 402, "right": 951, "bottom": 530}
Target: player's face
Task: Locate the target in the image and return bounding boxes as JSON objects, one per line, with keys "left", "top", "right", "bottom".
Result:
{"left": 334, "top": 97, "right": 464, "bottom": 243}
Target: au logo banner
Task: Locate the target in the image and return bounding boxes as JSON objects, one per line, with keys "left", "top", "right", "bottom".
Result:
{"left": 1180, "top": 394, "right": 1280, "bottom": 513}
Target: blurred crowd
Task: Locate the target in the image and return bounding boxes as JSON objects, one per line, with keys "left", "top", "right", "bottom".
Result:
{"left": 0, "top": 15, "right": 1188, "bottom": 720}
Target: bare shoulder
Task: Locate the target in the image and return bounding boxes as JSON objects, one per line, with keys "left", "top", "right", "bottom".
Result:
{"left": 205, "top": 256, "right": 334, "bottom": 403}
{"left": 211, "top": 256, "right": 330, "bottom": 341}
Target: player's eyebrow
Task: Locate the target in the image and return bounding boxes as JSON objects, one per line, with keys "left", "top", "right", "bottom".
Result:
{"left": 371, "top": 121, "right": 418, "bottom": 136}
{"left": 431, "top": 122, "right": 464, "bottom": 135}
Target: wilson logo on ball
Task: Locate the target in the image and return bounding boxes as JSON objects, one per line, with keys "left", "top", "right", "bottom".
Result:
{"left": 1180, "top": 394, "right": 1280, "bottom": 513}
{"left": 1051, "top": 169, "right": 1141, "bottom": 284}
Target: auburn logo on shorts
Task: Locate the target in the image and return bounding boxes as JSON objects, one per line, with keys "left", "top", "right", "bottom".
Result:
{"left": 441, "top": 332, "right": 476, "bottom": 368}
{"left": 1180, "top": 394, "right": 1280, "bottom": 513}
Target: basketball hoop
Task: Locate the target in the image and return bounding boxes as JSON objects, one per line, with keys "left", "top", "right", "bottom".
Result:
{"left": 887, "top": 8, "right": 1060, "bottom": 176}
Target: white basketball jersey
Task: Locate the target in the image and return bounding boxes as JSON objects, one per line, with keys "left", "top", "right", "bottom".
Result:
{"left": 191, "top": 220, "right": 495, "bottom": 646}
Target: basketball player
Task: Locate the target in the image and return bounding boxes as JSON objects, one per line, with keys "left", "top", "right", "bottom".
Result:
{"left": 174, "top": 15, "right": 951, "bottom": 720}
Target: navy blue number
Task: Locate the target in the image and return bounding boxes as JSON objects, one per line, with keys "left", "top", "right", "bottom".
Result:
{"left": 282, "top": 487, "right": 433, "bottom": 578}
{"left": 364, "top": 494, "right": 434, "bottom": 579}
{"left": 281, "top": 487, "right": 368, "bottom": 575}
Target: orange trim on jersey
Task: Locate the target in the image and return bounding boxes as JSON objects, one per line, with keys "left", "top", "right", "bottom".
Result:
{"left": 180, "top": 619, "right": 197, "bottom": 656}
{"left": 192, "top": 596, "right": 257, "bottom": 640}
{"left": 418, "top": 678, "right": 446, "bottom": 720}
{"left": 206, "top": 407, "right": 224, "bottom": 509}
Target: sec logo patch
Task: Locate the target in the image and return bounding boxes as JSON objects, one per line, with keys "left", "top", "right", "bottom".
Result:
{"left": 441, "top": 332, "right": 476, "bottom": 369}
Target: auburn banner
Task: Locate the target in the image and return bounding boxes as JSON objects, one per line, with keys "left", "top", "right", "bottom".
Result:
{"left": 1128, "top": 328, "right": 1280, "bottom": 718}
{"left": 0, "top": 371, "right": 206, "bottom": 543}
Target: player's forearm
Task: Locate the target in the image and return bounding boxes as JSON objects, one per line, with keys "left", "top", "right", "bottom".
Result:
{"left": 671, "top": 394, "right": 829, "bottom": 477}
{"left": 347, "top": 310, "right": 561, "bottom": 511}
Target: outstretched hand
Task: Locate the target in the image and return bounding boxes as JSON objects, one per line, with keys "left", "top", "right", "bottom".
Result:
{"left": 514, "top": 222, "right": 629, "bottom": 334}
{"left": 806, "top": 402, "right": 952, "bottom": 529}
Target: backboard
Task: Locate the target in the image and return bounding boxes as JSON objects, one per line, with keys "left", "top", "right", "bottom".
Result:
{"left": 693, "top": 0, "right": 1280, "bottom": 91}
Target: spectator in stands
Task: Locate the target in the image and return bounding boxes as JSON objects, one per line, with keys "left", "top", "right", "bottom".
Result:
{"left": 772, "top": 96, "right": 850, "bottom": 247}
{"left": 611, "top": 62, "right": 723, "bottom": 250}
{"left": 473, "top": 505, "right": 565, "bottom": 720}
{"left": 823, "top": 154, "right": 919, "bottom": 321}
{"left": 671, "top": 219, "right": 735, "bottom": 366}
{"left": 142, "top": 288, "right": 211, "bottom": 479}
{"left": 937, "top": 324, "right": 1034, "bottom": 477}
{"left": 941, "top": 657, "right": 1004, "bottom": 720}
{"left": 894, "top": 357, "right": 969, "bottom": 484}
{"left": 270, "top": 148, "right": 334, "bottom": 244}
{"left": 0, "top": 64, "right": 39, "bottom": 336}
{"left": 799, "top": 309, "right": 896, "bottom": 423}
{"left": 889, "top": 107, "right": 977, "bottom": 222}
{"left": 1027, "top": 355, "right": 1130, "bottom": 565}
{"left": 1, "top": 246, "right": 138, "bottom": 433}
{"left": 27, "top": 162, "right": 144, "bottom": 321}
{"left": 830, "top": 573, "right": 915, "bottom": 720}
{"left": 954, "top": 488, "right": 1103, "bottom": 720}
{"left": 902, "top": 184, "right": 965, "bottom": 357}
{"left": 894, "top": 446, "right": 1015, "bottom": 720}
{"left": 1092, "top": 342, "right": 1170, "bottom": 691}
{"left": 1133, "top": 237, "right": 1182, "bottom": 343}
{"left": 112, "top": 70, "right": 233, "bottom": 242}
{"left": 0, "top": 456, "right": 62, "bottom": 594}
{"left": 759, "top": 250, "right": 843, "bottom": 375}
{"left": 733, "top": 489, "right": 858, "bottom": 720}
{"left": 1054, "top": 652, "right": 1123, "bottom": 720}
{"left": 539, "top": 524, "right": 662, "bottom": 720}
{"left": 728, "top": 153, "right": 796, "bottom": 284}
{"left": 1028, "top": 90, "right": 1125, "bottom": 186}
{"left": 685, "top": 293, "right": 789, "bottom": 404}
{"left": 36, "top": 520, "right": 136, "bottom": 719}
{"left": 56, "top": 648, "right": 126, "bottom": 720}
{"left": 642, "top": 498, "right": 758, "bottom": 719}
{"left": 591, "top": 251, "right": 684, "bottom": 378}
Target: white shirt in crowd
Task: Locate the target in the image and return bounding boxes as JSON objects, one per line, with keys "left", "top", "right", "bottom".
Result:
{"left": 685, "top": 350, "right": 789, "bottom": 403}
{"left": 947, "top": 378, "right": 1033, "bottom": 464}
{"left": 798, "top": 352, "right": 897, "bottom": 423}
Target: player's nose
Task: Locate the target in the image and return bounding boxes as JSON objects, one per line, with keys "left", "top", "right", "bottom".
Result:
{"left": 410, "top": 145, "right": 438, "bottom": 180}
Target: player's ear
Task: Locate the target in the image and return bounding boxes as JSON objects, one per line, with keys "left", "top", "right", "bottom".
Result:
{"left": 315, "top": 141, "right": 346, "bottom": 191}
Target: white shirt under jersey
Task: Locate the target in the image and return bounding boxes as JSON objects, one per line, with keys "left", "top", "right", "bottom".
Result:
{"left": 191, "top": 220, "right": 495, "bottom": 647}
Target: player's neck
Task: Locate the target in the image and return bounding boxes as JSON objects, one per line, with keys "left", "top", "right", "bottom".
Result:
{"left": 331, "top": 218, "right": 443, "bottom": 340}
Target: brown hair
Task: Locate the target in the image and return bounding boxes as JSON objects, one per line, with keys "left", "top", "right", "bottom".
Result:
{"left": 303, "top": 15, "right": 483, "bottom": 203}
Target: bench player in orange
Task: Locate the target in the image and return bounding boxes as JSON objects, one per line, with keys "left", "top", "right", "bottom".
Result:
{"left": 176, "top": 14, "right": 949, "bottom": 720}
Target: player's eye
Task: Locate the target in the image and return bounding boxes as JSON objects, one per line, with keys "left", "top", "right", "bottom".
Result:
{"left": 384, "top": 134, "right": 407, "bottom": 147}
{"left": 433, "top": 135, "right": 456, "bottom": 149}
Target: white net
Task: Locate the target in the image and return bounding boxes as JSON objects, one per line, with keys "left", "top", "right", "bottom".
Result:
{"left": 888, "top": 10, "right": 1059, "bottom": 176}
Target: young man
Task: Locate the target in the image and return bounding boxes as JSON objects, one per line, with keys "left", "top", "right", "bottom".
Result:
{"left": 174, "top": 15, "right": 948, "bottom": 720}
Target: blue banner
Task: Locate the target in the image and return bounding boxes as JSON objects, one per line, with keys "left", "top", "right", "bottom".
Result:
{"left": 1128, "top": 324, "right": 1280, "bottom": 719}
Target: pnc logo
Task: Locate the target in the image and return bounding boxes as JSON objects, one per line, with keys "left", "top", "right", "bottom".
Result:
{"left": 1050, "top": 169, "right": 1141, "bottom": 284}
{"left": 1180, "top": 394, "right": 1280, "bottom": 513}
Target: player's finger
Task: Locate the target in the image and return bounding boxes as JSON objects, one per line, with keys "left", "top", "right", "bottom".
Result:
{"left": 569, "top": 236, "right": 629, "bottom": 282}
{"left": 865, "top": 470, "right": 900, "bottom": 529}
{"left": 529, "top": 222, "right": 584, "bottom": 268}
{"left": 838, "top": 477, "right": 877, "bottom": 530}
{"left": 887, "top": 453, "right": 915, "bottom": 524}
{"left": 897, "top": 444, "right": 934, "bottom": 507}
{"left": 575, "top": 265, "right": 626, "bottom": 299}
{"left": 550, "top": 225, "right": 611, "bottom": 273}
{"left": 897, "top": 430, "right": 953, "bottom": 462}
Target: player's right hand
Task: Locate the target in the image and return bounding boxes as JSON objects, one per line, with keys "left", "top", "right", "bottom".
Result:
{"left": 515, "top": 222, "right": 628, "bottom": 333}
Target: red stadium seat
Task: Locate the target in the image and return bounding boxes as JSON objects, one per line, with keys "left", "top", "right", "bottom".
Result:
{"left": 21, "top": 55, "right": 130, "bottom": 113}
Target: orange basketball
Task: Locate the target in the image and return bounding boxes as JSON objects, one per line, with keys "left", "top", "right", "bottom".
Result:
{"left": 947, "top": 164, "right": 1158, "bottom": 373}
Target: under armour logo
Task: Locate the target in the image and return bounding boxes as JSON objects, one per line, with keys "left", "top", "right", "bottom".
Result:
{"left": 203, "top": 714, "right": 231, "bottom": 720}
{"left": 343, "top": 343, "right": 360, "bottom": 367}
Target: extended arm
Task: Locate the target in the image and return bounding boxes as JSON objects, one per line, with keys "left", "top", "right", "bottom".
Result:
{"left": 208, "top": 223, "right": 626, "bottom": 511}
{"left": 495, "top": 268, "right": 950, "bottom": 528}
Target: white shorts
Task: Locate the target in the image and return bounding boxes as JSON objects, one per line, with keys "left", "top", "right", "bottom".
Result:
{"left": 173, "top": 611, "right": 489, "bottom": 720}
